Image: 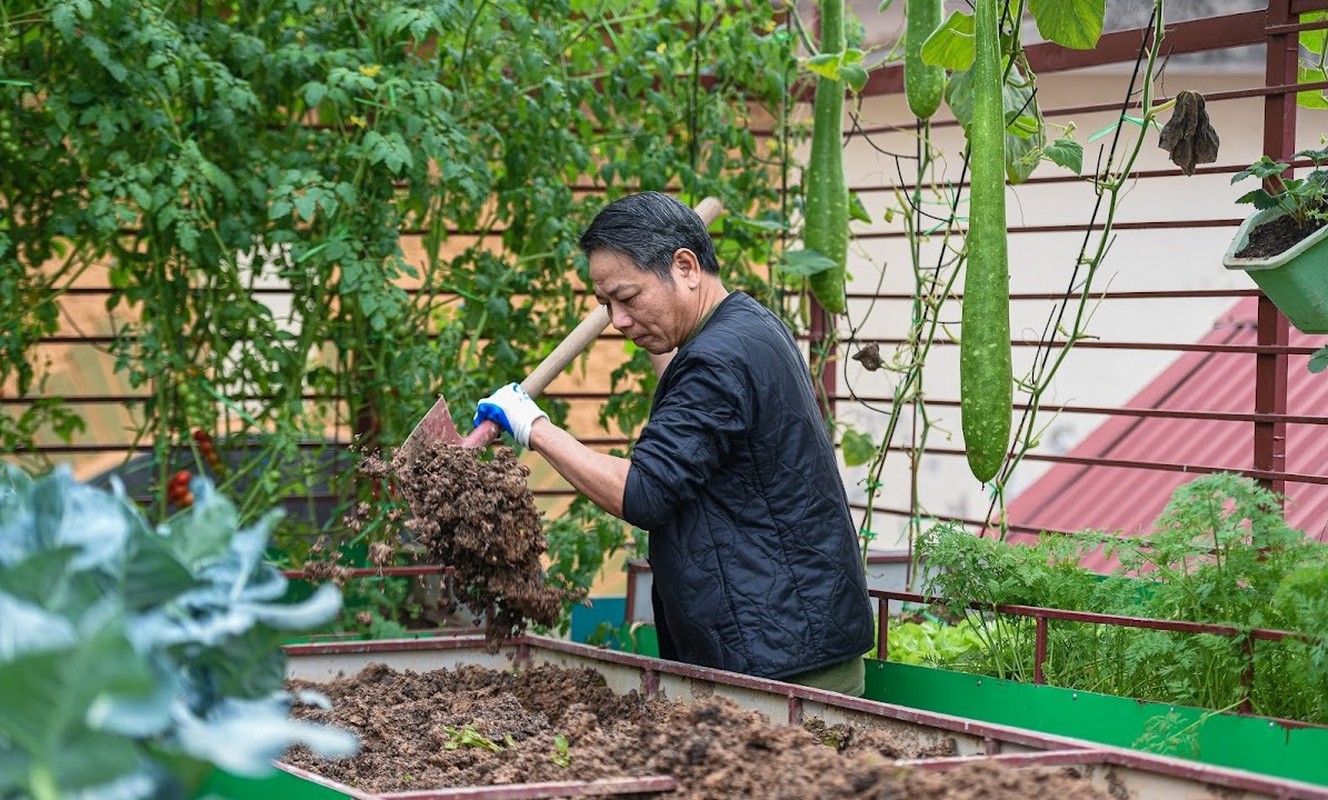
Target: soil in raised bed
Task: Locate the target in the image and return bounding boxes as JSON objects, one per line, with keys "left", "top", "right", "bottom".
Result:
{"left": 285, "top": 662, "right": 1109, "bottom": 800}
{"left": 346, "top": 440, "right": 569, "bottom": 647}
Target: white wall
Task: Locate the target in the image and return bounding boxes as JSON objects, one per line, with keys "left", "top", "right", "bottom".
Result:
{"left": 818, "top": 49, "right": 1328, "bottom": 550}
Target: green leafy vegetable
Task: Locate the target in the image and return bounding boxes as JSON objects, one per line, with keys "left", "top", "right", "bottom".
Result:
{"left": 0, "top": 466, "right": 357, "bottom": 800}
{"left": 918, "top": 474, "right": 1328, "bottom": 723}
{"left": 887, "top": 617, "right": 987, "bottom": 666}
{"left": 1232, "top": 147, "right": 1328, "bottom": 229}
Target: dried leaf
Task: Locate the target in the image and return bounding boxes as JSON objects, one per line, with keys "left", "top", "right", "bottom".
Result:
{"left": 1158, "top": 90, "right": 1220, "bottom": 176}
{"left": 851, "top": 342, "right": 884, "bottom": 372}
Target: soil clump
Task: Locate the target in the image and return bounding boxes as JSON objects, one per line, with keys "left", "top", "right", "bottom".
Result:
{"left": 286, "top": 663, "right": 1109, "bottom": 800}
{"left": 347, "top": 440, "right": 567, "bottom": 646}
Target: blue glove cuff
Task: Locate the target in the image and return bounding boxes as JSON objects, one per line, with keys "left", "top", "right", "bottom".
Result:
{"left": 474, "top": 402, "right": 515, "bottom": 437}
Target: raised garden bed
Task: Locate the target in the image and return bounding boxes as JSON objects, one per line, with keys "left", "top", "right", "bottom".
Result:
{"left": 202, "top": 635, "right": 1328, "bottom": 800}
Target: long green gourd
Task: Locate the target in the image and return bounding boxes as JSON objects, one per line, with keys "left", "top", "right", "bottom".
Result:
{"left": 960, "top": 0, "right": 1012, "bottom": 483}
{"left": 805, "top": 0, "right": 848, "bottom": 315}
{"left": 904, "top": 0, "right": 944, "bottom": 119}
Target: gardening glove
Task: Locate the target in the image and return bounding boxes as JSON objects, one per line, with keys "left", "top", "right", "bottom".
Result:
{"left": 474, "top": 383, "right": 548, "bottom": 448}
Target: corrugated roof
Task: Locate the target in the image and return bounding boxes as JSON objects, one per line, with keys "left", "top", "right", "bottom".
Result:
{"left": 1006, "top": 297, "right": 1328, "bottom": 570}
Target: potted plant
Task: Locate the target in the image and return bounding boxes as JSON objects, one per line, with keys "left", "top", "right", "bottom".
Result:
{"left": 1223, "top": 146, "right": 1328, "bottom": 333}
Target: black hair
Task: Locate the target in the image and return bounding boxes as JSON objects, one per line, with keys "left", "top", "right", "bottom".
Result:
{"left": 578, "top": 191, "right": 720, "bottom": 281}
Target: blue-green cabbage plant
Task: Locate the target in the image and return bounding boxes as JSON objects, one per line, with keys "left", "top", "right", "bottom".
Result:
{"left": 0, "top": 466, "right": 357, "bottom": 800}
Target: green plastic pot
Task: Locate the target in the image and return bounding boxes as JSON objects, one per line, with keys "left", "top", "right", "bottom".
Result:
{"left": 1224, "top": 206, "right": 1328, "bottom": 334}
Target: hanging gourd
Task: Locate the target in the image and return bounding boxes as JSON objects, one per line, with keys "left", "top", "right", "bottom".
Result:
{"left": 959, "top": 0, "right": 1012, "bottom": 483}
{"left": 805, "top": 0, "right": 849, "bottom": 315}
{"left": 904, "top": 0, "right": 945, "bottom": 119}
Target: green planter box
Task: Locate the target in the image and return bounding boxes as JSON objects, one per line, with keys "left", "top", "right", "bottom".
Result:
{"left": 867, "top": 660, "right": 1328, "bottom": 787}
{"left": 1224, "top": 206, "right": 1328, "bottom": 334}
{"left": 196, "top": 766, "right": 348, "bottom": 800}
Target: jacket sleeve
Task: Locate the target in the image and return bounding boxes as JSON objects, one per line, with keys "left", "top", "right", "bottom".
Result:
{"left": 622, "top": 355, "right": 750, "bottom": 531}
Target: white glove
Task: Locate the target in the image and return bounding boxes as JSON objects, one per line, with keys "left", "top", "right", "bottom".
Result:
{"left": 474, "top": 383, "right": 548, "bottom": 447}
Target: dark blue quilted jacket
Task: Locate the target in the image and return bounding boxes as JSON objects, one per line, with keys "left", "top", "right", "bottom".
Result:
{"left": 622, "top": 292, "right": 875, "bottom": 679}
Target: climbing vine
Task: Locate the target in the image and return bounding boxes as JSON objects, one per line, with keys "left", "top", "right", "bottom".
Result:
{"left": 843, "top": 0, "right": 1173, "bottom": 559}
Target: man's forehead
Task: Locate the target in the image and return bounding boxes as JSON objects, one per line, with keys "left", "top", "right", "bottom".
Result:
{"left": 588, "top": 248, "right": 635, "bottom": 272}
{"left": 590, "top": 251, "right": 648, "bottom": 292}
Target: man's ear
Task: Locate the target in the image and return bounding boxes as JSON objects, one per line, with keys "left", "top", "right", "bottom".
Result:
{"left": 673, "top": 248, "right": 702, "bottom": 288}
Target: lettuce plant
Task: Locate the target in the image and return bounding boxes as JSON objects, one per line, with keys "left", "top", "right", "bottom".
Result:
{"left": 0, "top": 466, "right": 357, "bottom": 800}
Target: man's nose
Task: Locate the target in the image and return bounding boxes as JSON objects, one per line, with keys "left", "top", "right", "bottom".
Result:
{"left": 610, "top": 303, "right": 633, "bottom": 331}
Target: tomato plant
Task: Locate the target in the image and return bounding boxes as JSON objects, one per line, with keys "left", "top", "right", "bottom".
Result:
{"left": 2, "top": 0, "right": 801, "bottom": 632}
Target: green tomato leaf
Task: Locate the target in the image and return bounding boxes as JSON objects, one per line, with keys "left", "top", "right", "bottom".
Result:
{"left": 52, "top": 3, "right": 78, "bottom": 38}
{"left": 301, "top": 81, "right": 328, "bottom": 109}
{"left": 293, "top": 193, "right": 318, "bottom": 223}
{"left": 841, "top": 427, "right": 877, "bottom": 467}
{"left": 920, "top": 11, "right": 975, "bottom": 71}
{"left": 1029, "top": 0, "right": 1105, "bottom": 50}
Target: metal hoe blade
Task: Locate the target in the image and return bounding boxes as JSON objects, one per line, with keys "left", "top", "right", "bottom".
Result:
{"left": 398, "top": 393, "right": 462, "bottom": 465}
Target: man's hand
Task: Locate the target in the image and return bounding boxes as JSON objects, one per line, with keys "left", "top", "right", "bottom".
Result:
{"left": 474, "top": 383, "right": 548, "bottom": 447}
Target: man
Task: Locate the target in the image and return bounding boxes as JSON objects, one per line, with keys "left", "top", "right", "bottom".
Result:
{"left": 475, "top": 192, "right": 874, "bottom": 695}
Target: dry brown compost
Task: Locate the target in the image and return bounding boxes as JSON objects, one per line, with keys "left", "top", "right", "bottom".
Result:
{"left": 285, "top": 662, "right": 1109, "bottom": 800}
{"left": 340, "top": 440, "right": 566, "bottom": 645}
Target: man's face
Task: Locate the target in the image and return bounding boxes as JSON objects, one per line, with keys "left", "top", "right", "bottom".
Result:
{"left": 589, "top": 249, "right": 691, "bottom": 355}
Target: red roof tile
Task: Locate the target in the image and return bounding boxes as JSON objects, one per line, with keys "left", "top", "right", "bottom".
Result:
{"left": 1005, "top": 297, "right": 1328, "bottom": 570}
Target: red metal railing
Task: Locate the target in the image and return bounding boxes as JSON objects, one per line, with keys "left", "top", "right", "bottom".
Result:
{"left": 870, "top": 588, "right": 1320, "bottom": 716}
